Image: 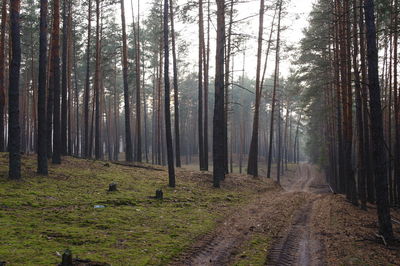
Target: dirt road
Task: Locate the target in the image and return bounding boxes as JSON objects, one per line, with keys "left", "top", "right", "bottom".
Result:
{"left": 173, "top": 164, "right": 329, "bottom": 266}
{"left": 268, "top": 164, "right": 329, "bottom": 266}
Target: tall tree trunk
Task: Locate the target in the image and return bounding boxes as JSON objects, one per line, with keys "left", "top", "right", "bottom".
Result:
{"left": 224, "top": 0, "right": 234, "bottom": 174}
{"left": 72, "top": 23, "right": 79, "bottom": 156}
{"left": 94, "top": 0, "right": 100, "bottom": 159}
{"left": 213, "top": 0, "right": 225, "bottom": 187}
{"left": 247, "top": 0, "right": 265, "bottom": 177}
{"left": 169, "top": 0, "right": 181, "bottom": 167}
{"left": 364, "top": 0, "right": 393, "bottom": 241}
{"left": 198, "top": 0, "right": 205, "bottom": 170}
{"left": 393, "top": 0, "right": 400, "bottom": 205}
{"left": 267, "top": 0, "right": 282, "bottom": 179}
{"left": 344, "top": 0, "right": 358, "bottom": 205}
{"left": 0, "top": 0, "right": 6, "bottom": 152}
{"left": 163, "top": 0, "right": 175, "bottom": 187}
{"left": 67, "top": 1, "right": 72, "bottom": 156}
{"left": 136, "top": 1, "right": 142, "bottom": 162}
{"left": 51, "top": 0, "right": 61, "bottom": 164}
{"left": 120, "top": 0, "right": 133, "bottom": 162}
{"left": 61, "top": 0, "right": 68, "bottom": 155}
{"left": 84, "top": 0, "right": 91, "bottom": 158}
{"left": 37, "top": 0, "right": 48, "bottom": 175}
{"left": 203, "top": 0, "right": 210, "bottom": 170}
{"left": 8, "top": 0, "right": 21, "bottom": 178}
{"left": 130, "top": 0, "right": 141, "bottom": 162}
{"left": 359, "top": 0, "right": 374, "bottom": 203}
{"left": 352, "top": 0, "right": 366, "bottom": 209}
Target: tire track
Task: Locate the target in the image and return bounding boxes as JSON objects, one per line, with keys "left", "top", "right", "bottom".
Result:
{"left": 267, "top": 164, "right": 327, "bottom": 266}
{"left": 267, "top": 203, "right": 314, "bottom": 266}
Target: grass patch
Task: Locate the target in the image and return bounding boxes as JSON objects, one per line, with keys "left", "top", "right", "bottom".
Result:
{"left": 234, "top": 233, "right": 271, "bottom": 266}
{"left": 0, "top": 153, "right": 273, "bottom": 265}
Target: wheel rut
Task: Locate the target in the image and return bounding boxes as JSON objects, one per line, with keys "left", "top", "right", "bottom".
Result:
{"left": 173, "top": 164, "right": 328, "bottom": 266}
{"left": 267, "top": 201, "right": 324, "bottom": 266}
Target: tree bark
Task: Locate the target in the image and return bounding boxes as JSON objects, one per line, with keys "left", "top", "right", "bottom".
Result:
{"left": 213, "top": 0, "right": 225, "bottom": 187}
{"left": 37, "top": 0, "right": 48, "bottom": 175}
{"left": 51, "top": 0, "right": 61, "bottom": 164}
{"left": 267, "top": 0, "right": 282, "bottom": 179}
{"left": 8, "top": 0, "right": 21, "bottom": 178}
{"left": 94, "top": 0, "right": 100, "bottom": 159}
{"left": 163, "top": 0, "right": 175, "bottom": 187}
{"left": 198, "top": 0, "right": 205, "bottom": 171}
{"left": 0, "top": 0, "right": 6, "bottom": 152}
{"left": 61, "top": 0, "right": 68, "bottom": 155}
{"left": 248, "top": 0, "right": 266, "bottom": 176}
{"left": 169, "top": 0, "right": 181, "bottom": 167}
{"left": 84, "top": 0, "right": 91, "bottom": 158}
{"left": 120, "top": 0, "right": 133, "bottom": 162}
{"left": 364, "top": 0, "right": 393, "bottom": 241}
{"left": 352, "top": 0, "right": 366, "bottom": 209}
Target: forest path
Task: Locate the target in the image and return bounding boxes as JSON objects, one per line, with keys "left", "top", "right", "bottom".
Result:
{"left": 172, "top": 164, "right": 329, "bottom": 266}
{"left": 268, "top": 164, "right": 329, "bottom": 266}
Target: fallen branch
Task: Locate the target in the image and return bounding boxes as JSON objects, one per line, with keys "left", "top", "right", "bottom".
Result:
{"left": 375, "top": 233, "right": 387, "bottom": 246}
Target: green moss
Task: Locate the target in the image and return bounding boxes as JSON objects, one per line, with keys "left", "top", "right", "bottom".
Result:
{"left": 0, "top": 153, "right": 272, "bottom": 265}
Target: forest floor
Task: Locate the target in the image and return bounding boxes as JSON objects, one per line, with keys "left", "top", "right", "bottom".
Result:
{"left": 0, "top": 153, "right": 280, "bottom": 265}
{"left": 0, "top": 153, "right": 400, "bottom": 265}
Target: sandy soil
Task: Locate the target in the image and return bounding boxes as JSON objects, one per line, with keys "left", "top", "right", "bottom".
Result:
{"left": 173, "top": 164, "right": 327, "bottom": 266}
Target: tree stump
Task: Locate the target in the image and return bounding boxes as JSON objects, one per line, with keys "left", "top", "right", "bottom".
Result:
{"left": 156, "top": 189, "right": 163, "bottom": 200}
{"left": 61, "top": 249, "right": 73, "bottom": 266}
{"left": 108, "top": 182, "right": 117, "bottom": 192}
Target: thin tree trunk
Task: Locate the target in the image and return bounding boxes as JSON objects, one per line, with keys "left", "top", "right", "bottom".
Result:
{"left": 163, "top": 0, "right": 175, "bottom": 187}
{"left": 94, "top": 0, "right": 100, "bottom": 159}
{"left": 203, "top": 0, "right": 210, "bottom": 170}
{"left": 67, "top": 1, "right": 72, "bottom": 156}
{"left": 198, "top": 0, "right": 205, "bottom": 170}
{"left": 352, "top": 0, "right": 366, "bottom": 209}
{"left": 120, "top": 0, "right": 133, "bottom": 162}
{"left": 267, "top": 0, "right": 282, "bottom": 179}
{"left": 0, "top": 0, "right": 6, "bottom": 152}
{"left": 224, "top": 0, "right": 234, "bottom": 174}
{"left": 169, "top": 0, "right": 181, "bottom": 167}
{"left": 61, "top": 0, "right": 68, "bottom": 155}
{"left": 247, "top": 0, "right": 265, "bottom": 177}
{"left": 84, "top": 0, "right": 91, "bottom": 158}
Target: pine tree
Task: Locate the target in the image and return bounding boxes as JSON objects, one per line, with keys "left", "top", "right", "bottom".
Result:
{"left": 213, "top": 0, "right": 225, "bottom": 187}
{"left": 8, "top": 0, "right": 22, "bottom": 179}
{"left": 37, "top": 0, "right": 48, "bottom": 175}
{"left": 120, "top": 0, "right": 133, "bottom": 162}
{"left": 363, "top": 0, "right": 393, "bottom": 242}
{"left": 0, "top": 0, "right": 6, "bottom": 152}
{"left": 163, "top": 0, "right": 175, "bottom": 187}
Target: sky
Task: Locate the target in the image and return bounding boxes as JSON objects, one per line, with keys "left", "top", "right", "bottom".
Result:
{"left": 124, "top": 0, "right": 315, "bottom": 80}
